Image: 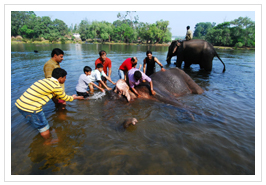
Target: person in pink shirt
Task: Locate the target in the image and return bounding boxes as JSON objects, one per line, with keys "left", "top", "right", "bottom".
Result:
{"left": 118, "top": 57, "right": 138, "bottom": 80}
{"left": 127, "top": 68, "right": 156, "bottom": 98}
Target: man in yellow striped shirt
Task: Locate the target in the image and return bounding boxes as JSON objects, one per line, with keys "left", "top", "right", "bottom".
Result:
{"left": 15, "top": 68, "right": 84, "bottom": 140}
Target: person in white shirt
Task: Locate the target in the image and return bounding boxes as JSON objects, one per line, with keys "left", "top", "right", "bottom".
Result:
{"left": 89, "top": 63, "right": 116, "bottom": 93}
{"left": 185, "top": 26, "right": 193, "bottom": 41}
{"left": 76, "top": 66, "right": 105, "bottom": 98}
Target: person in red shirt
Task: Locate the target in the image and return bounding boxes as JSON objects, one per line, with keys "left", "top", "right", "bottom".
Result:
{"left": 118, "top": 57, "right": 138, "bottom": 80}
{"left": 95, "top": 50, "right": 112, "bottom": 85}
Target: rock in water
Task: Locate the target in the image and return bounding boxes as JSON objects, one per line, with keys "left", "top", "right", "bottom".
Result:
{"left": 123, "top": 118, "right": 138, "bottom": 129}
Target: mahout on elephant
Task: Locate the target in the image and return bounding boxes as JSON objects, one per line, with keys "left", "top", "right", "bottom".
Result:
{"left": 166, "top": 39, "right": 226, "bottom": 72}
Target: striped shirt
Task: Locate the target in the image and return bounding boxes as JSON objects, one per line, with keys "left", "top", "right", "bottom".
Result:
{"left": 15, "top": 78, "right": 74, "bottom": 113}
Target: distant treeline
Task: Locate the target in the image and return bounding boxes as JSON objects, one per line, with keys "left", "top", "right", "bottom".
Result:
{"left": 11, "top": 11, "right": 254, "bottom": 47}
{"left": 192, "top": 17, "right": 255, "bottom": 48}
{"left": 11, "top": 11, "right": 172, "bottom": 44}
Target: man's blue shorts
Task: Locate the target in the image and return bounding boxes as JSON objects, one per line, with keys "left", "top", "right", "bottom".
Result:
{"left": 118, "top": 69, "right": 125, "bottom": 79}
{"left": 17, "top": 108, "right": 50, "bottom": 133}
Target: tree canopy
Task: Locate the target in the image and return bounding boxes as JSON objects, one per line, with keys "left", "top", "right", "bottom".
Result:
{"left": 193, "top": 17, "right": 255, "bottom": 47}
{"left": 11, "top": 11, "right": 254, "bottom": 47}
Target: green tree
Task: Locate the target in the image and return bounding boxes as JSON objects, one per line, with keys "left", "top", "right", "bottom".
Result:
{"left": 20, "top": 25, "right": 35, "bottom": 38}
{"left": 11, "top": 11, "right": 36, "bottom": 36}
{"left": 78, "top": 19, "right": 90, "bottom": 41}
{"left": 230, "top": 16, "right": 255, "bottom": 47}
{"left": 99, "top": 21, "right": 114, "bottom": 42}
{"left": 193, "top": 22, "right": 216, "bottom": 39}
{"left": 205, "top": 22, "right": 232, "bottom": 46}
{"left": 53, "top": 19, "right": 68, "bottom": 36}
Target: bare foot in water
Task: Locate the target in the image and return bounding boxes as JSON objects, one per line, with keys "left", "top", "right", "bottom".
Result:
{"left": 43, "top": 138, "right": 59, "bottom": 145}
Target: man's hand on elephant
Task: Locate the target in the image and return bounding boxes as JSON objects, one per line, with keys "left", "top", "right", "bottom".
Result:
{"left": 151, "top": 90, "right": 156, "bottom": 95}
{"left": 161, "top": 68, "right": 166, "bottom": 72}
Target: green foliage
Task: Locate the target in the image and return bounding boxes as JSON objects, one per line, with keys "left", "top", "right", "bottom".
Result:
{"left": 193, "top": 22, "right": 216, "bottom": 40}
{"left": 11, "top": 12, "right": 254, "bottom": 47}
{"left": 60, "top": 38, "right": 66, "bottom": 44}
{"left": 12, "top": 11, "right": 68, "bottom": 42}
{"left": 200, "top": 17, "right": 254, "bottom": 48}
{"left": 235, "top": 42, "right": 243, "bottom": 48}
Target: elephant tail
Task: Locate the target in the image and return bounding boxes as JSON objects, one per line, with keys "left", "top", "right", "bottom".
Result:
{"left": 216, "top": 53, "right": 226, "bottom": 72}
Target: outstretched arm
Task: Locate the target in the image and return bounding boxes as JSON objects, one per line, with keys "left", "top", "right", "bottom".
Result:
{"left": 149, "top": 81, "right": 156, "bottom": 95}
{"left": 143, "top": 59, "right": 147, "bottom": 74}
{"left": 138, "top": 64, "right": 142, "bottom": 70}
{"left": 99, "top": 80, "right": 112, "bottom": 91}
{"left": 105, "top": 76, "right": 116, "bottom": 85}
{"left": 154, "top": 57, "right": 166, "bottom": 71}
{"left": 72, "top": 94, "right": 84, "bottom": 100}
{"left": 108, "top": 67, "right": 112, "bottom": 79}
{"left": 131, "top": 87, "right": 141, "bottom": 98}
{"left": 91, "top": 82, "right": 105, "bottom": 92}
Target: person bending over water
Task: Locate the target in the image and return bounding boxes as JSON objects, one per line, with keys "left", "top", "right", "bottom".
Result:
{"left": 127, "top": 67, "right": 156, "bottom": 98}
{"left": 118, "top": 57, "right": 138, "bottom": 80}
{"left": 76, "top": 66, "right": 105, "bottom": 98}
{"left": 88, "top": 63, "right": 116, "bottom": 93}
{"left": 15, "top": 68, "right": 84, "bottom": 140}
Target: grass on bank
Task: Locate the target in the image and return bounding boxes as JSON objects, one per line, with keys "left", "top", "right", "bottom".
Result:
{"left": 11, "top": 38, "right": 254, "bottom": 50}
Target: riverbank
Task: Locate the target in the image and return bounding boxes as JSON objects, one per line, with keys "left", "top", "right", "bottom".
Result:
{"left": 11, "top": 40, "right": 170, "bottom": 46}
{"left": 11, "top": 40, "right": 254, "bottom": 50}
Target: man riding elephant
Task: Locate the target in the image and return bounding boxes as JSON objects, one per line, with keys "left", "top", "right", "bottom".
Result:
{"left": 166, "top": 39, "right": 226, "bottom": 72}
{"left": 185, "top": 26, "right": 193, "bottom": 41}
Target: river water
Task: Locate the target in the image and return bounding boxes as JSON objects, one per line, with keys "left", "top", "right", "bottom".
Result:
{"left": 10, "top": 43, "right": 255, "bottom": 175}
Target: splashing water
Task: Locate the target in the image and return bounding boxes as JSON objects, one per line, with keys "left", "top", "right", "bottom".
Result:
{"left": 89, "top": 91, "right": 106, "bottom": 100}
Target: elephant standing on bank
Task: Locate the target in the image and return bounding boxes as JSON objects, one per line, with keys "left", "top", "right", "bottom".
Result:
{"left": 166, "top": 39, "right": 226, "bottom": 72}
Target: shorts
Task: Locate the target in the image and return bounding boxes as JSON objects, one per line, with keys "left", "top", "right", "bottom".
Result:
{"left": 76, "top": 91, "right": 90, "bottom": 98}
{"left": 96, "top": 76, "right": 107, "bottom": 83}
{"left": 101, "top": 76, "right": 107, "bottom": 81}
{"left": 17, "top": 108, "right": 49, "bottom": 133}
{"left": 118, "top": 69, "right": 125, "bottom": 79}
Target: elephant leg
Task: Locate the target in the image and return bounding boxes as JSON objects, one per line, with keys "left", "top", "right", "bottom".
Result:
{"left": 166, "top": 55, "right": 172, "bottom": 64}
{"left": 184, "top": 62, "right": 191, "bottom": 69}
{"left": 201, "top": 58, "right": 213, "bottom": 71}
{"left": 201, "top": 51, "right": 213, "bottom": 71}
{"left": 175, "top": 58, "right": 183, "bottom": 68}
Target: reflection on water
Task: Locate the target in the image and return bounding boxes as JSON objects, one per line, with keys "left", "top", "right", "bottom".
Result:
{"left": 11, "top": 43, "right": 255, "bottom": 175}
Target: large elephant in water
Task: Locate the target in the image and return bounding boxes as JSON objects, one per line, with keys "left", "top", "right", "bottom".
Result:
{"left": 112, "top": 68, "right": 203, "bottom": 106}
{"left": 166, "top": 39, "right": 226, "bottom": 72}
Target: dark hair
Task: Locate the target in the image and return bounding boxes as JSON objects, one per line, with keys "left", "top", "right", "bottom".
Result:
{"left": 187, "top": 26, "right": 190, "bottom": 29}
{"left": 52, "top": 68, "right": 67, "bottom": 79}
{"left": 96, "top": 63, "right": 104, "bottom": 68}
{"left": 83, "top": 66, "right": 92, "bottom": 73}
{"left": 131, "top": 57, "right": 137, "bottom": 62}
{"left": 132, "top": 62, "right": 137, "bottom": 67}
{"left": 146, "top": 50, "right": 152, "bottom": 55}
{"left": 99, "top": 50, "right": 106, "bottom": 56}
{"left": 134, "top": 71, "right": 142, "bottom": 80}
{"left": 51, "top": 48, "right": 64, "bottom": 57}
